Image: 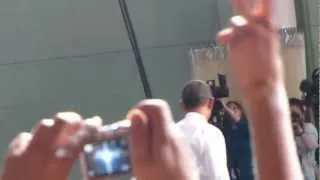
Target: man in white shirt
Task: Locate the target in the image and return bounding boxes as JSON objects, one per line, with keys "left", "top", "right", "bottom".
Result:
{"left": 176, "top": 80, "right": 230, "bottom": 180}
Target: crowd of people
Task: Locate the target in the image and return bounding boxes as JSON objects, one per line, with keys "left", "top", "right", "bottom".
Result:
{"left": 175, "top": 79, "right": 319, "bottom": 180}
{"left": 210, "top": 94, "right": 318, "bottom": 180}
{"left": 0, "top": 0, "right": 316, "bottom": 180}
{"left": 289, "top": 98, "right": 319, "bottom": 180}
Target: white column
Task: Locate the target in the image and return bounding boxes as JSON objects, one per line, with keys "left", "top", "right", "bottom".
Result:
{"left": 272, "top": 0, "right": 307, "bottom": 98}
{"left": 272, "top": 0, "right": 297, "bottom": 28}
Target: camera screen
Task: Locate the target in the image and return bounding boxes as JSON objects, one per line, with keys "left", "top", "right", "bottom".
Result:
{"left": 83, "top": 136, "right": 131, "bottom": 177}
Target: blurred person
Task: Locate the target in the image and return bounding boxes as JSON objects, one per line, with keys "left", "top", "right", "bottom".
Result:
{"left": 223, "top": 100, "right": 253, "bottom": 180}
{"left": 290, "top": 98, "right": 318, "bottom": 180}
{"left": 176, "top": 80, "right": 230, "bottom": 180}
{"left": 289, "top": 98, "right": 305, "bottom": 120}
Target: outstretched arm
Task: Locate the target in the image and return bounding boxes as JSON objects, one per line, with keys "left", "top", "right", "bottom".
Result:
{"left": 217, "top": 0, "right": 303, "bottom": 179}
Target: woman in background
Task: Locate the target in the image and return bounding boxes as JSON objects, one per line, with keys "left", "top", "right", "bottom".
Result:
{"left": 290, "top": 98, "right": 318, "bottom": 180}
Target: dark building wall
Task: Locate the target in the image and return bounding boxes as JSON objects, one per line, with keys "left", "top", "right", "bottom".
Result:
{"left": 0, "top": 0, "right": 231, "bottom": 179}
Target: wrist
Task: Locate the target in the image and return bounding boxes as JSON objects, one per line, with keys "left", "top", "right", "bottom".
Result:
{"left": 242, "top": 81, "right": 286, "bottom": 104}
{"left": 240, "top": 81, "right": 291, "bottom": 131}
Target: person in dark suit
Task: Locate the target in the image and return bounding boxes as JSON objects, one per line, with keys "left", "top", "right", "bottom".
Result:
{"left": 222, "top": 101, "right": 253, "bottom": 180}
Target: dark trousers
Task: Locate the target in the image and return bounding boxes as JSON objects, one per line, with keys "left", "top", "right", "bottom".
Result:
{"left": 228, "top": 151, "right": 254, "bottom": 180}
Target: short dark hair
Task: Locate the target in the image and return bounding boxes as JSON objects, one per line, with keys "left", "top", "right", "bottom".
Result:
{"left": 226, "top": 101, "right": 243, "bottom": 112}
{"left": 181, "top": 80, "right": 213, "bottom": 109}
{"left": 289, "top": 98, "right": 304, "bottom": 113}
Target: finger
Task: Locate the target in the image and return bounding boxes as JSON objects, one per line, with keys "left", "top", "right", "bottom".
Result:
{"left": 232, "top": 0, "right": 251, "bottom": 17}
{"left": 216, "top": 28, "right": 235, "bottom": 45}
{"left": 255, "top": 0, "right": 271, "bottom": 19}
{"left": 54, "top": 116, "right": 103, "bottom": 160}
{"left": 228, "top": 15, "right": 255, "bottom": 45}
{"left": 136, "top": 99, "right": 174, "bottom": 142}
{"left": 227, "top": 21, "right": 276, "bottom": 51}
{"left": 217, "top": 16, "right": 250, "bottom": 45}
{"left": 127, "top": 108, "right": 150, "bottom": 164}
{"left": 70, "top": 116, "right": 102, "bottom": 151}
{"left": 8, "top": 132, "right": 33, "bottom": 157}
{"left": 230, "top": 15, "right": 249, "bottom": 30}
{"left": 27, "top": 118, "right": 66, "bottom": 155}
{"left": 46, "top": 116, "right": 102, "bottom": 179}
{"left": 26, "top": 112, "right": 82, "bottom": 168}
{"left": 1, "top": 132, "right": 33, "bottom": 180}
{"left": 55, "top": 112, "right": 83, "bottom": 146}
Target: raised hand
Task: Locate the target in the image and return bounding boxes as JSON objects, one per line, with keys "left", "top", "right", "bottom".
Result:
{"left": 217, "top": 0, "right": 304, "bottom": 180}
{"left": 217, "top": 0, "right": 282, "bottom": 97}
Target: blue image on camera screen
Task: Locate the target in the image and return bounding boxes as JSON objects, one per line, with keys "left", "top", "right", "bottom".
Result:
{"left": 84, "top": 136, "right": 131, "bottom": 177}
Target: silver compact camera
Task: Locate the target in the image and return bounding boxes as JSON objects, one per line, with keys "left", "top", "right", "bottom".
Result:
{"left": 80, "top": 120, "right": 131, "bottom": 180}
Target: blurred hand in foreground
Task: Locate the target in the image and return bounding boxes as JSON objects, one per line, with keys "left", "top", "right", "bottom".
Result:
{"left": 127, "top": 99, "right": 199, "bottom": 180}
{"left": 1, "top": 112, "right": 102, "bottom": 180}
{"left": 217, "top": 0, "right": 283, "bottom": 96}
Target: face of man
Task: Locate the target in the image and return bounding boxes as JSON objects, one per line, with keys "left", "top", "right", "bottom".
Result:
{"left": 290, "top": 105, "right": 303, "bottom": 120}
{"left": 203, "top": 99, "right": 214, "bottom": 119}
{"left": 290, "top": 105, "right": 304, "bottom": 136}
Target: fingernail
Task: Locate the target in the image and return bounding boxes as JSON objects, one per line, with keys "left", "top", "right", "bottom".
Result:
{"left": 19, "top": 132, "right": 33, "bottom": 140}
{"left": 10, "top": 132, "right": 32, "bottom": 155}
{"left": 41, "top": 119, "right": 55, "bottom": 127}
{"left": 30, "top": 119, "right": 55, "bottom": 133}
{"left": 55, "top": 112, "right": 82, "bottom": 123}
{"left": 231, "top": 15, "right": 248, "bottom": 27}
{"left": 10, "top": 133, "right": 31, "bottom": 149}
{"left": 218, "top": 28, "right": 233, "bottom": 36}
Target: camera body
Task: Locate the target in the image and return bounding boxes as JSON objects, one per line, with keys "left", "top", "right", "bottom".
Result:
{"left": 80, "top": 120, "right": 131, "bottom": 180}
{"left": 206, "top": 74, "right": 229, "bottom": 99}
{"left": 206, "top": 74, "right": 230, "bottom": 128}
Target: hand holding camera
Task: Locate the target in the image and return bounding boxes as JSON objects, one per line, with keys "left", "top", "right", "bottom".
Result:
{"left": 81, "top": 100, "right": 197, "bottom": 180}
{"left": 0, "top": 112, "right": 102, "bottom": 180}
{"left": 1, "top": 100, "right": 197, "bottom": 180}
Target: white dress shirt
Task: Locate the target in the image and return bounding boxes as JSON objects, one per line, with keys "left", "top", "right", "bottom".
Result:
{"left": 176, "top": 112, "right": 230, "bottom": 180}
